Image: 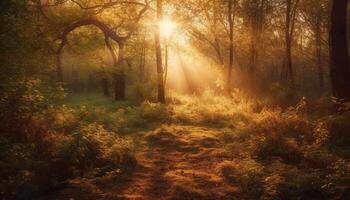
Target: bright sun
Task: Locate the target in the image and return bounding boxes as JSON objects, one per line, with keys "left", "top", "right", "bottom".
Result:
{"left": 159, "top": 18, "right": 177, "bottom": 38}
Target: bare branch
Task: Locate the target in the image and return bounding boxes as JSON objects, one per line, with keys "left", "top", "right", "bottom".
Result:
{"left": 70, "top": 0, "right": 154, "bottom": 11}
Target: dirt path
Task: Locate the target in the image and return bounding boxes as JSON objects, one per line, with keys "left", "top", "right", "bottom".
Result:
{"left": 113, "top": 125, "right": 239, "bottom": 200}
{"left": 50, "top": 125, "right": 240, "bottom": 200}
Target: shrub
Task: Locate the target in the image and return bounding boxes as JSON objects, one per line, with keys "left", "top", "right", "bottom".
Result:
{"left": 170, "top": 90, "right": 255, "bottom": 127}
{"left": 326, "top": 114, "right": 350, "bottom": 147}
{"left": 325, "top": 159, "right": 350, "bottom": 199}
{"left": 252, "top": 103, "right": 322, "bottom": 164}
{"left": 0, "top": 79, "right": 45, "bottom": 139}
{"left": 277, "top": 169, "right": 327, "bottom": 200}
{"left": 216, "top": 158, "right": 264, "bottom": 199}
{"left": 53, "top": 123, "right": 135, "bottom": 176}
{"left": 255, "top": 135, "right": 303, "bottom": 164}
{"left": 0, "top": 141, "right": 37, "bottom": 199}
{"left": 117, "top": 101, "right": 171, "bottom": 130}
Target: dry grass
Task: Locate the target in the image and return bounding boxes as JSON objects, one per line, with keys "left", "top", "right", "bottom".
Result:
{"left": 2, "top": 90, "right": 350, "bottom": 199}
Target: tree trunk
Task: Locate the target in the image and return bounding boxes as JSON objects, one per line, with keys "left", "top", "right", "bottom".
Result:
{"left": 155, "top": 0, "right": 166, "bottom": 103}
{"left": 226, "top": 0, "right": 235, "bottom": 94}
{"left": 105, "top": 35, "right": 125, "bottom": 100}
{"left": 248, "top": 0, "right": 264, "bottom": 93}
{"left": 285, "top": 0, "right": 298, "bottom": 94}
{"left": 330, "top": 0, "right": 350, "bottom": 100}
{"left": 315, "top": 15, "right": 324, "bottom": 89}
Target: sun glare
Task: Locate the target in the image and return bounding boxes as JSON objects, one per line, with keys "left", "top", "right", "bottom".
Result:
{"left": 160, "top": 18, "right": 176, "bottom": 38}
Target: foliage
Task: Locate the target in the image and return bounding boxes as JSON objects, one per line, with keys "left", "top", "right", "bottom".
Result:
{"left": 217, "top": 159, "right": 264, "bottom": 199}
{"left": 169, "top": 89, "right": 256, "bottom": 127}
{"left": 0, "top": 91, "right": 135, "bottom": 199}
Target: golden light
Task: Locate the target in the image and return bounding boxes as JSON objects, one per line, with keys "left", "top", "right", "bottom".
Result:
{"left": 159, "top": 18, "right": 176, "bottom": 38}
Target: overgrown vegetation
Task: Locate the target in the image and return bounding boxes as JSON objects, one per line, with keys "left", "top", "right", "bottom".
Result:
{"left": 1, "top": 87, "right": 349, "bottom": 199}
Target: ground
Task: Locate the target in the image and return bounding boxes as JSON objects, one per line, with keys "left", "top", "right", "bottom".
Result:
{"left": 119, "top": 126, "right": 238, "bottom": 200}
{"left": 51, "top": 125, "right": 241, "bottom": 200}
{"left": 25, "top": 93, "right": 350, "bottom": 200}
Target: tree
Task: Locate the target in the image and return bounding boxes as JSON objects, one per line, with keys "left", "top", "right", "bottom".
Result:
{"left": 330, "top": 0, "right": 350, "bottom": 100}
{"left": 284, "top": 0, "right": 299, "bottom": 93}
{"left": 46, "top": 0, "right": 151, "bottom": 100}
{"left": 155, "top": 0, "right": 166, "bottom": 103}
{"left": 299, "top": 0, "right": 328, "bottom": 89}
{"left": 176, "top": 0, "right": 227, "bottom": 66}
{"left": 243, "top": 0, "right": 265, "bottom": 94}
{"left": 226, "top": 0, "right": 237, "bottom": 94}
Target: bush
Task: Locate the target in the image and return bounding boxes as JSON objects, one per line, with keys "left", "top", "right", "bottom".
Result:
{"left": 0, "top": 79, "right": 45, "bottom": 139}
{"left": 216, "top": 159, "right": 264, "bottom": 199}
{"left": 252, "top": 101, "right": 324, "bottom": 164}
{"left": 0, "top": 102, "right": 136, "bottom": 199}
{"left": 116, "top": 101, "right": 171, "bottom": 131}
{"left": 256, "top": 135, "right": 303, "bottom": 164}
{"left": 53, "top": 123, "right": 136, "bottom": 177}
{"left": 326, "top": 114, "right": 350, "bottom": 147}
{"left": 277, "top": 169, "right": 327, "bottom": 200}
{"left": 170, "top": 90, "right": 255, "bottom": 127}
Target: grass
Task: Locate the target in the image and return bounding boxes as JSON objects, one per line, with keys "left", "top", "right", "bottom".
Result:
{"left": 1, "top": 90, "right": 350, "bottom": 199}
{"left": 60, "top": 91, "right": 350, "bottom": 199}
{"left": 63, "top": 92, "right": 130, "bottom": 110}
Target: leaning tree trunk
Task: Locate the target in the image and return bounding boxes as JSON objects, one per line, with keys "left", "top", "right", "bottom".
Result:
{"left": 330, "top": 0, "right": 350, "bottom": 100}
{"left": 155, "top": 0, "right": 166, "bottom": 103}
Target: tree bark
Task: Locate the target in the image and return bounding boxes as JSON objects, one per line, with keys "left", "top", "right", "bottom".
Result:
{"left": 315, "top": 14, "right": 324, "bottom": 89}
{"left": 105, "top": 35, "right": 125, "bottom": 100}
{"left": 155, "top": 0, "right": 165, "bottom": 103}
{"left": 226, "top": 0, "right": 235, "bottom": 94}
{"left": 284, "top": 0, "right": 298, "bottom": 94}
{"left": 248, "top": 0, "right": 264, "bottom": 94}
{"left": 330, "top": 0, "right": 350, "bottom": 100}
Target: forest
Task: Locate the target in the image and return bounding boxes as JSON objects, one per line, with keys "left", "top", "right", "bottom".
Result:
{"left": 0, "top": 0, "right": 349, "bottom": 199}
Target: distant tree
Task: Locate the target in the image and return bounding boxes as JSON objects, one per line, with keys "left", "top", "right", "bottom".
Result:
{"left": 242, "top": 0, "right": 265, "bottom": 94}
{"left": 330, "top": 0, "right": 350, "bottom": 100}
{"left": 139, "top": 36, "right": 147, "bottom": 82}
{"left": 284, "top": 0, "right": 299, "bottom": 94}
{"left": 176, "top": 0, "right": 227, "bottom": 66}
{"left": 299, "top": 0, "right": 328, "bottom": 89}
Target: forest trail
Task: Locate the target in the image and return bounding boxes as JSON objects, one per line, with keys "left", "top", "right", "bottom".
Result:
{"left": 112, "top": 125, "right": 239, "bottom": 200}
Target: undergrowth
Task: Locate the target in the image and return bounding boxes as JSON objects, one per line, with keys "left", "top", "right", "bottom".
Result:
{"left": 1, "top": 84, "right": 350, "bottom": 199}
